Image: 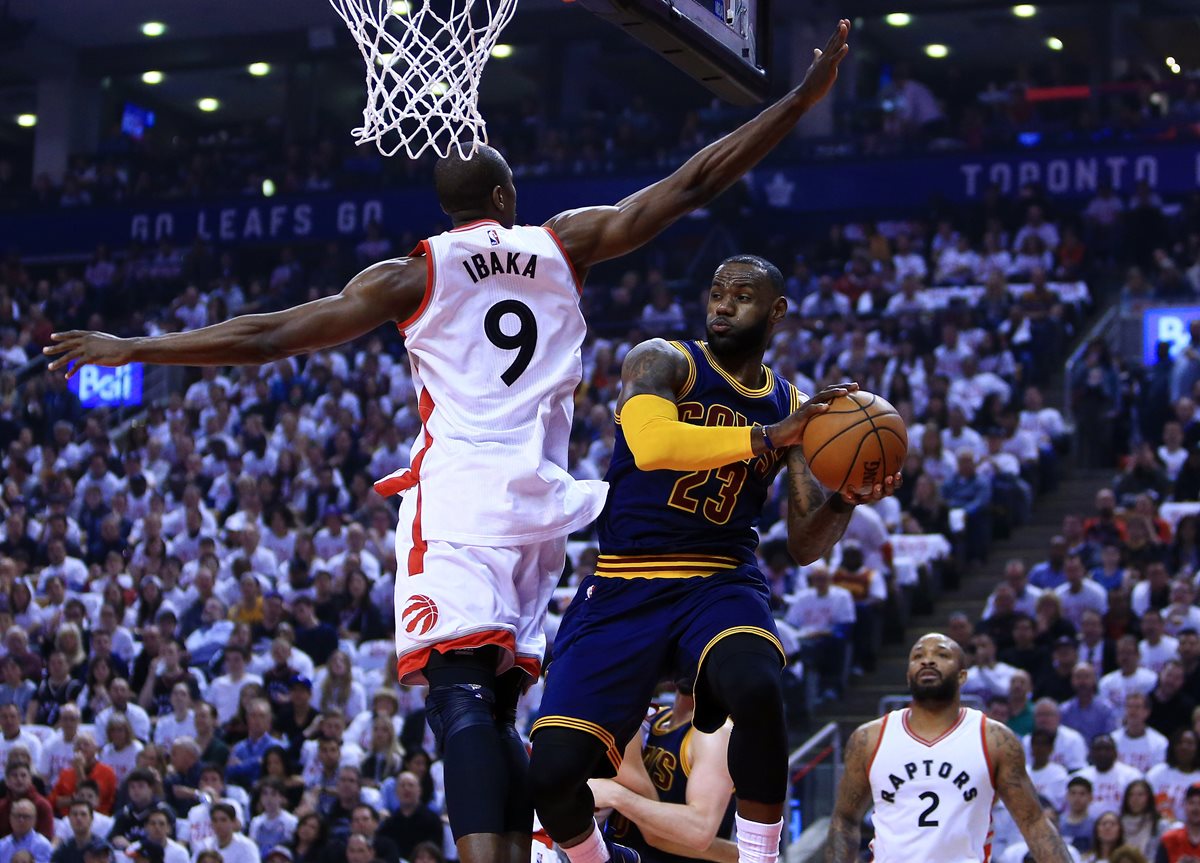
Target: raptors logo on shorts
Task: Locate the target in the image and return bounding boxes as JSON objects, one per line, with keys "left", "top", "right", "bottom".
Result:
{"left": 402, "top": 595, "right": 440, "bottom": 635}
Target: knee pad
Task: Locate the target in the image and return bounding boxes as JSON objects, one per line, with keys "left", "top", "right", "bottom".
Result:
{"left": 696, "top": 633, "right": 784, "bottom": 733}
{"left": 528, "top": 727, "right": 609, "bottom": 842}
{"left": 425, "top": 682, "right": 497, "bottom": 752}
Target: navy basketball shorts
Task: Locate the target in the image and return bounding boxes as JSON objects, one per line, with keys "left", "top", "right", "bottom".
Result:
{"left": 531, "top": 564, "right": 784, "bottom": 775}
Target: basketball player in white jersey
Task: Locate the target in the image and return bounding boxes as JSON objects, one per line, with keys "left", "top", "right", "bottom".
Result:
{"left": 45, "top": 19, "right": 853, "bottom": 863}
{"left": 825, "top": 633, "right": 1073, "bottom": 863}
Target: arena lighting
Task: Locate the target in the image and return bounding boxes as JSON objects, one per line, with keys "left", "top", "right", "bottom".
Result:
{"left": 197, "top": 97, "right": 220, "bottom": 112}
{"left": 140, "top": 21, "right": 166, "bottom": 37}
{"left": 490, "top": 44, "right": 514, "bottom": 58}
{"left": 141, "top": 71, "right": 164, "bottom": 85}
{"left": 1166, "top": 56, "right": 1176, "bottom": 66}
{"left": 1171, "top": 63, "right": 1182, "bottom": 74}
{"left": 1046, "top": 36, "right": 1063, "bottom": 51}
{"left": 391, "top": 1, "right": 410, "bottom": 14}
{"left": 924, "top": 44, "right": 949, "bottom": 58}
{"left": 15, "top": 114, "right": 36, "bottom": 128}
{"left": 248, "top": 62, "right": 271, "bottom": 76}
{"left": 262, "top": 178, "right": 277, "bottom": 197}
{"left": 375, "top": 52, "right": 397, "bottom": 66}
{"left": 431, "top": 81, "right": 450, "bottom": 96}
{"left": 1012, "top": 4, "right": 1036, "bottom": 17}
{"left": 884, "top": 12, "right": 912, "bottom": 26}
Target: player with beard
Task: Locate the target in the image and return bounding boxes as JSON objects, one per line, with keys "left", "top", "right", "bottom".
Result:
{"left": 529, "top": 255, "right": 901, "bottom": 863}
{"left": 825, "top": 633, "right": 1073, "bottom": 863}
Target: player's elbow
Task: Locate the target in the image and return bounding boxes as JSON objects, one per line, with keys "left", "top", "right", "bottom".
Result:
{"left": 788, "top": 540, "right": 821, "bottom": 567}
{"left": 629, "top": 445, "right": 675, "bottom": 472}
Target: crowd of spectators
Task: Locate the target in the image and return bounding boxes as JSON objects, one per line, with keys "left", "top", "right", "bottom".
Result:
{"left": 0, "top": 109, "right": 1193, "bottom": 863}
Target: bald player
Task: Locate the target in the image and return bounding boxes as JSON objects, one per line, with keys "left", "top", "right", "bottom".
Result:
{"left": 46, "top": 20, "right": 855, "bottom": 863}
{"left": 826, "top": 633, "right": 1073, "bottom": 863}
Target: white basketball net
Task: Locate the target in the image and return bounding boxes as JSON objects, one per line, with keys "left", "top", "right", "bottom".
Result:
{"left": 328, "top": 0, "right": 519, "bottom": 159}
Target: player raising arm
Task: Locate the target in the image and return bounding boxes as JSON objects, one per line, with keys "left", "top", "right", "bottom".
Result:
{"left": 46, "top": 19, "right": 854, "bottom": 863}
{"left": 826, "top": 634, "right": 1074, "bottom": 863}
{"left": 43, "top": 19, "right": 853, "bottom": 377}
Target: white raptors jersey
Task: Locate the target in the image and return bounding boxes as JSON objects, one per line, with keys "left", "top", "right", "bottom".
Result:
{"left": 375, "top": 220, "right": 608, "bottom": 546}
{"left": 868, "top": 708, "right": 996, "bottom": 863}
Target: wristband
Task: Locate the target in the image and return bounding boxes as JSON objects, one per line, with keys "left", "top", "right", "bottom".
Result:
{"left": 760, "top": 425, "right": 776, "bottom": 452}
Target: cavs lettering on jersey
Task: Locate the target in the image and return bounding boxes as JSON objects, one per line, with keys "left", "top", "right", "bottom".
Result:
{"left": 374, "top": 220, "right": 607, "bottom": 547}
{"left": 606, "top": 707, "right": 734, "bottom": 863}
{"left": 596, "top": 340, "right": 803, "bottom": 574}
{"left": 868, "top": 708, "right": 996, "bottom": 863}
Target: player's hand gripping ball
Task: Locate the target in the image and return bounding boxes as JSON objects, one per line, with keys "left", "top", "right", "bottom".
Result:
{"left": 800, "top": 390, "right": 908, "bottom": 496}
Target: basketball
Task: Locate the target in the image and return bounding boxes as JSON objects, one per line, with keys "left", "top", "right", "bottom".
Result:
{"left": 800, "top": 391, "right": 908, "bottom": 495}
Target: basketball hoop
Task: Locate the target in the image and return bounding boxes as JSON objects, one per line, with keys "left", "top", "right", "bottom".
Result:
{"left": 328, "top": 0, "right": 519, "bottom": 159}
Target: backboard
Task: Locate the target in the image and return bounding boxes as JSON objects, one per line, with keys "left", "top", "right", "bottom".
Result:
{"left": 574, "top": 0, "right": 770, "bottom": 105}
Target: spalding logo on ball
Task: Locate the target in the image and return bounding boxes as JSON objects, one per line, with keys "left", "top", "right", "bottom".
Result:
{"left": 801, "top": 390, "right": 908, "bottom": 495}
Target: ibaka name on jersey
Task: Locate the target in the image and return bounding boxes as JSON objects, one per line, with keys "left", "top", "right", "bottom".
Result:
{"left": 461, "top": 250, "right": 538, "bottom": 284}
{"left": 878, "top": 758, "right": 981, "bottom": 804}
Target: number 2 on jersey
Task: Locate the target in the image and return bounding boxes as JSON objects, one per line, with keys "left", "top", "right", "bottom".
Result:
{"left": 917, "top": 791, "right": 939, "bottom": 827}
{"left": 485, "top": 300, "right": 537, "bottom": 386}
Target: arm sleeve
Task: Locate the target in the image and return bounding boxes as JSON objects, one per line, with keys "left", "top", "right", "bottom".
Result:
{"left": 619, "top": 394, "right": 755, "bottom": 472}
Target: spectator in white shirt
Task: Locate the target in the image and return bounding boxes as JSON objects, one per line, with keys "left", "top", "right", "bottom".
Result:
{"left": 1013, "top": 205, "right": 1061, "bottom": 252}
{"left": 1164, "top": 583, "right": 1200, "bottom": 636}
{"left": 935, "top": 235, "right": 981, "bottom": 286}
{"left": 1076, "top": 734, "right": 1144, "bottom": 818}
{"left": 985, "top": 559, "right": 1043, "bottom": 619}
{"left": 1138, "top": 609, "right": 1180, "bottom": 675}
{"left": 1111, "top": 692, "right": 1168, "bottom": 773}
{"left": 1158, "top": 421, "right": 1190, "bottom": 482}
{"left": 1019, "top": 386, "right": 1067, "bottom": 452}
{"left": 0, "top": 705, "right": 41, "bottom": 770}
{"left": 964, "top": 633, "right": 1019, "bottom": 701}
{"left": 941, "top": 407, "right": 986, "bottom": 460}
{"left": 144, "top": 809, "right": 190, "bottom": 863}
{"left": 153, "top": 683, "right": 197, "bottom": 749}
{"left": 1055, "top": 555, "right": 1109, "bottom": 628}
{"left": 191, "top": 802, "right": 260, "bottom": 863}
{"left": 1026, "top": 727, "right": 1070, "bottom": 812}
{"left": 892, "top": 234, "right": 927, "bottom": 283}
{"left": 933, "top": 323, "right": 973, "bottom": 378}
{"left": 1024, "top": 698, "right": 1088, "bottom": 772}
{"left": 94, "top": 679, "right": 152, "bottom": 745}
{"left": 98, "top": 715, "right": 143, "bottom": 786}
{"left": 207, "top": 649, "right": 262, "bottom": 727}
{"left": 1100, "top": 636, "right": 1159, "bottom": 712}
{"left": 38, "top": 703, "right": 81, "bottom": 783}
{"left": 783, "top": 565, "right": 855, "bottom": 698}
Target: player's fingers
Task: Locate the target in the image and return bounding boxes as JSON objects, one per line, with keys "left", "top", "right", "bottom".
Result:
{"left": 42, "top": 342, "right": 69, "bottom": 356}
{"left": 810, "top": 388, "right": 847, "bottom": 404}
{"left": 49, "top": 331, "right": 84, "bottom": 342}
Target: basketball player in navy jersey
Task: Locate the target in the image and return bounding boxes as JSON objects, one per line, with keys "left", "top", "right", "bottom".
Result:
{"left": 528, "top": 254, "right": 902, "bottom": 863}
{"left": 591, "top": 679, "right": 739, "bottom": 863}
{"left": 47, "top": 20, "right": 853, "bottom": 863}
{"left": 826, "top": 633, "right": 1072, "bottom": 863}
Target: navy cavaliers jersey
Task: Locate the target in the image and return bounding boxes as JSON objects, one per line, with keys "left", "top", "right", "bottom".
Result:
{"left": 597, "top": 340, "right": 803, "bottom": 570}
{"left": 606, "top": 706, "right": 736, "bottom": 863}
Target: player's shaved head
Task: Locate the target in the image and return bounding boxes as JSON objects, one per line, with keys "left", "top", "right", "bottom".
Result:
{"left": 434, "top": 144, "right": 513, "bottom": 218}
{"left": 717, "top": 255, "right": 784, "bottom": 297}
{"left": 913, "top": 632, "right": 966, "bottom": 670}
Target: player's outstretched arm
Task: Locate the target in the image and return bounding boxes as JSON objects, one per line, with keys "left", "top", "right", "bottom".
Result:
{"left": 987, "top": 720, "right": 1074, "bottom": 863}
{"left": 43, "top": 258, "right": 426, "bottom": 377}
{"left": 546, "top": 20, "right": 850, "bottom": 273}
{"left": 825, "top": 723, "right": 877, "bottom": 863}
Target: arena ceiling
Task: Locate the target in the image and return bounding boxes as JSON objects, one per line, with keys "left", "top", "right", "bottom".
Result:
{"left": 0, "top": 0, "right": 1195, "bottom": 130}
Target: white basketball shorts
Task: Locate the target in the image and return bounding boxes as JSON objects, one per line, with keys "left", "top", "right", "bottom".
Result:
{"left": 393, "top": 489, "right": 567, "bottom": 685}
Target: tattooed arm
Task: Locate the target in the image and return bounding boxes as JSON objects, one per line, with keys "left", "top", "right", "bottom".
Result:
{"left": 785, "top": 446, "right": 856, "bottom": 565}
{"left": 987, "top": 720, "right": 1074, "bottom": 863}
{"left": 825, "top": 722, "right": 879, "bottom": 863}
